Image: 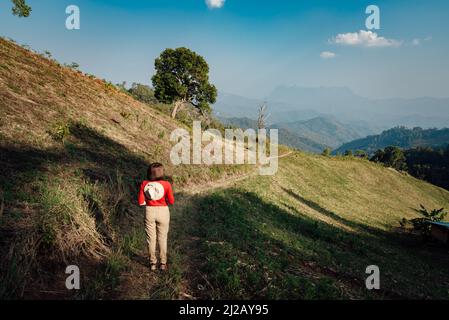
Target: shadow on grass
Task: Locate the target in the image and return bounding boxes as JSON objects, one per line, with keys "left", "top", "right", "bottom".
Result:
{"left": 186, "top": 188, "right": 449, "bottom": 300}
{"left": 281, "top": 187, "right": 403, "bottom": 239}
{"left": 0, "top": 123, "right": 153, "bottom": 299}
{"left": 0, "top": 123, "right": 149, "bottom": 184}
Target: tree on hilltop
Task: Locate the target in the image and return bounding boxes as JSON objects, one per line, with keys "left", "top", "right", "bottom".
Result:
{"left": 152, "top": 47, "right": 217, "bottom": 119}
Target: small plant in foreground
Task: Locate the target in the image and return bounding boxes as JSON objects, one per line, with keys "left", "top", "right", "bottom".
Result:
{"left": 119, "top": 111, "right": 131, "bottom": 121}
{"left": 400, "top": 205, "right": 447, "bottom": 240}
{"left": 322, "top": 148, "right": 331, "bottom": 157}
{"left": 64, "top": 62, "right": 80, "bottom": 70}
{"left": 42, "top": 50, "right": 52, "bottom": 59}
{"left": 50, "top": 122, "right": 71, "bottom": 143}
{"left": 104, "top": 81, "right": 116, "bottom": 91}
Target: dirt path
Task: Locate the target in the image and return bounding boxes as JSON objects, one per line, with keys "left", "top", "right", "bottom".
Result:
{"left": 114, "top": 150, "right": 294, "bottom": 300}
{"left": 185, "top": 151, "right": 294, "bottom": 196}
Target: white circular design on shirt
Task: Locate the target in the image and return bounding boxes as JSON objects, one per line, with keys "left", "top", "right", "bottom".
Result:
{"left": 144, "top": 182, "right": 165, "bottom": 201}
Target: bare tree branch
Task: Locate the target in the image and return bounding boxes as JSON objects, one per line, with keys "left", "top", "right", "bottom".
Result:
{"left": 257, "top": 102, "right": 271, "bottom": 129}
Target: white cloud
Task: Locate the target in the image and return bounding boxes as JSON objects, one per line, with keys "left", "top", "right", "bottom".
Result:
{"left": 205, "top": 0, "right": 225, "bottom": 9}
{"left": 331, "top": 30, "right": 402, "bottom": 48}
{"left": 320, "top": 51, "right": 336, "bottom": 59}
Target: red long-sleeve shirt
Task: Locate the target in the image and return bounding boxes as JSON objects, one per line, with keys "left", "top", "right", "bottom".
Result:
{"left": 138, "top": 180, "right": 174, "bottom": 207}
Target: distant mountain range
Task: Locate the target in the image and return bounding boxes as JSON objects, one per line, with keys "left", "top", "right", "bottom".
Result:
{"left": 273, "top": 116, "right": 373, "bottom": 150}
{"left": 219, "top": 115, "right": 377, "bottom": 153}
{"left": 213, "top": 86, "right": 449, "bottom": 153}
{"left": 219, "top": 116, "right": 326, "bottom": 152}
{"left": 213, "top": 86, "right": 449, "bottom": 130}
{"left": 334, "top": 127, "right": 449, "bottom": 155}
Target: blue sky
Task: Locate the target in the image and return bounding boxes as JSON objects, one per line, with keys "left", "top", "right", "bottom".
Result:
{"left": 1, "top": 0, "right": 448, "bottom": 99}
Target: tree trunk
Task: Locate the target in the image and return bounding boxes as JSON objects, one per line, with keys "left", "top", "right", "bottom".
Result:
{"left": 171, "top": 101, "right": 179, "bottom": 119}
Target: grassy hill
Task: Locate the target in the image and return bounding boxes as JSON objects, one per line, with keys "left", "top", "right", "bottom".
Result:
{"left": 1, "top": 38, "right": 449, "bottom": 300}
{"left": 186, "top": 154, "right": 449, "bottom": 299}
{"left": 0, "top": 37, "right": 247, "bottom": 299}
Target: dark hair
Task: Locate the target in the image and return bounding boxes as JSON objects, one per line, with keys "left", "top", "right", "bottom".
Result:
{"left": 147, "top": 163, "right": 164, "bottom": 181}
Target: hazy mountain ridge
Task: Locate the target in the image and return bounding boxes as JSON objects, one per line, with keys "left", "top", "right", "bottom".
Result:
{"left": 334, "top": 127, "right": 449, "bottom": 155}
{"left": 273, "top": 116, "right": 371, "bottom": 149}
{"left": 214, "top": 86, "right": 449, "bottom": 153}
{"left": 214, "top": 86, "right": 449, "bottom": 130}
{"left": 219, "top": 115, "right": 376, "bottom": 153}
{"left": 268, "top": 86, "right": 449, "bottom": 127}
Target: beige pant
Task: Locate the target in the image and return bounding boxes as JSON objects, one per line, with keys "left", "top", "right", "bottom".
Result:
{"left": 145, "top": 206, "right": 170, "bottom": 265}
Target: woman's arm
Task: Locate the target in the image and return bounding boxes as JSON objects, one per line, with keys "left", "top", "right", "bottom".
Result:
{"left": 166, "top": 183, "right": 175, "bottom": 205}
{"left": 138, "top": 182, "right": 146, "bottom": 206}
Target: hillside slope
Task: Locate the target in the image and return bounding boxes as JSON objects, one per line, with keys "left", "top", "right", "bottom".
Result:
{"left": 0, "top": 38, "right": 246, "bottom": 299}
{"left": 1, "top": 38, "right": 449, "bottom": 300}
{"left": 186, "top": 153, "right": 449, "bottom": 299}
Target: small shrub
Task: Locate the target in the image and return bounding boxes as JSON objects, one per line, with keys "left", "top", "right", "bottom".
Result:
{"left": 115, "top": 81, "right": 128, "bottom": 94}
{"left": 119, "top": 111, "right": 131, "bottom": 121}
{"left": 43, "top": 50, "right": 52, "bottom": 59}
{"left": 400, "top": 205, "right": 447, "bottom": 240}
{"left": 50, "top": 122, "right": 71, "bottom": 143}
{"left": 139, "top": 119, "right": 150, "bottom": 130}
{"left": 354, "top": 150, "right": 368, "bottom": 159}
{"left": 104, "top": 81, "right": 115, "bottom": 91}
{"left": 65, "top": 62, "right": 80, "bottom": 70}
{"left": 322, "top": 148, "right": 331, "bottom": 157}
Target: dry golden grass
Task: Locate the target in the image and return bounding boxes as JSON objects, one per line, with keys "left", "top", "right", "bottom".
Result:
{"left": 0, "top": 37, "right": 249, "bottom": 298}
{"left": 270, "top": 152, "right": 449, "bottom": 230}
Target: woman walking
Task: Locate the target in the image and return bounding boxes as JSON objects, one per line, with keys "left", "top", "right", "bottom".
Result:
{"left": 138, "top": 163, "right": 174, "bottom": 271}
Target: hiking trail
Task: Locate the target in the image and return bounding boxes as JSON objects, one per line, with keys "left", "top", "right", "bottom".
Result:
{"left": 114, "top": 150, "right": 294, "bottom": 299}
